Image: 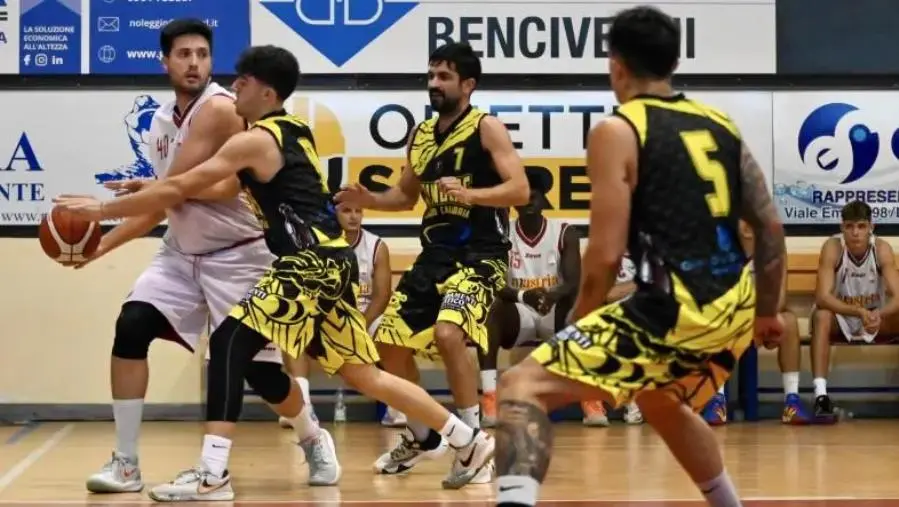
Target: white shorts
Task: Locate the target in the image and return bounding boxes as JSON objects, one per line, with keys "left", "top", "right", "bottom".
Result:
{"left": 514, "top": 303, "right": 557, "bottom": 347}
{"left": 812, "top": 304, "right": 878, "bottom": 343}
{"left": 126, "top": 239, "right": 282, "bottom": 363}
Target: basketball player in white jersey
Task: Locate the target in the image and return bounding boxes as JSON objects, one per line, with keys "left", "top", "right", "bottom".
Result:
{"left": 812, "top": 200, "right": 899, "bottom": 420}
{"left": 80, "top": 20, "right": 323, "bottom": 493}
{"left": 478, "top": 181, "right": 615, "bottom": 426}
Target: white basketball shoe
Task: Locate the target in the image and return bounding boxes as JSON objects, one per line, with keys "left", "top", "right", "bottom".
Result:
{"left": 148, "top": 467, "right": 234, "bottom": 502}
{"left": 85, "top": 451, "right": 143, "bottom": 493}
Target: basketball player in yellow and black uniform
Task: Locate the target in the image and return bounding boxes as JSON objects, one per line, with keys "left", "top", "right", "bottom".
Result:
{"left": 490, "top": 7, "right": 787, "bottom": 507}
{"left": 336, "top": 42, "right": 529, "bottom": 481}
{"left": 55, "top": 45, "right": 497, "bottom": 500}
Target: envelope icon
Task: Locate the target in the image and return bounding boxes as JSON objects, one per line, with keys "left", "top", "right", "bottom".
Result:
{"left": 98, "top": 16, "right": 120, "bottom": 32}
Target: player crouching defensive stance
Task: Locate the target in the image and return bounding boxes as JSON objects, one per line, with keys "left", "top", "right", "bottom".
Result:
{"left": 55, "top": 45, "right": 494, "bottom": 501}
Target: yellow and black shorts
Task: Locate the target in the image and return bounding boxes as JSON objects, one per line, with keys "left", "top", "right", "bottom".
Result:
{"left": 228, "top": 245, "right": 379, "bottom": 375}
{"left": 374, "top": 250, "right": 507, "bottom": 359}
{"left": 531, "top": 266, "right": 756, "bottom": 411}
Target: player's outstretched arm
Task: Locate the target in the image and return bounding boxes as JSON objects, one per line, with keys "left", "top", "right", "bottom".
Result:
{"left": 465, "top": 115, "right": 529, "bottom": 207}
{"left": 336, "top": 126, "right": 421, "bottom": 211}
{"left": 56, "top": 130, "right": 269, "bottom": 221}
{"left": 876, "top": 239, "right": 899, "bottom": 317}
{"left": 571, "top": 117, "right": 635, "bottom": 321}
{"left": 165, "top": 96, "right": 245, "bottom": 202}
{"left": 739, "top": 141, "right": 786, "bottom": 318}
{"left": 813, "top": 238, "right": 859, "bottom": 317}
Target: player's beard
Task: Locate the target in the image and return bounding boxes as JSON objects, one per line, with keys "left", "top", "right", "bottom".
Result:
{"left": 429, "top": 90, "right": 459, "bottom": 115}
{"left": 173, "top": 74, "right": 208, "bottom": 97}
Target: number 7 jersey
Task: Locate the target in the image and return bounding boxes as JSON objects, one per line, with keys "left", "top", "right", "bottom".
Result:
{"left": 614, "top": 94, "right": 748, "bottom": 307}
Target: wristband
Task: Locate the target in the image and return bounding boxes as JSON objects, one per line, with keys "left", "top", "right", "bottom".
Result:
{"left": 517, "top": 290, "right": 525, "bottom": 303}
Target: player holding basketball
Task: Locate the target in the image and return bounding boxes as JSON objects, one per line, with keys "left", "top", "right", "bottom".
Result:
{"left": 810, "top": 200, "right": 899, "bottom": 420}
{"left": 74, "top": 20, "right": 313, "bottom": 495}
{"left": 56, "top": 45, "right": 495, "bottom": 500}
{"left": 490, "top": 7, "right": 786, "bottom": 507}
{"left": 335, "top": 41, "right": 529, "bottom": 481}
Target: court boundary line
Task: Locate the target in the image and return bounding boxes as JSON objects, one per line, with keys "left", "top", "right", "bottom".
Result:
{"left": 0, "top": 497, "right": 877, "bottom": 504}
{"left": 0, "top": 423, "right": 74, "bottom": 494}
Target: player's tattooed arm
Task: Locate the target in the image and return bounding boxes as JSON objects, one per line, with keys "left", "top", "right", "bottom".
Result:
{"left": 495, "top": 399, "right": 554, "bottom": 482}
{"left": 739, "top": 141, "right": 786, "bottom": 317}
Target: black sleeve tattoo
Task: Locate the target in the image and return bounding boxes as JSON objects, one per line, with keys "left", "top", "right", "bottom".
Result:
{"left": 739, "top": 141, "right": 786, "bottom": 317}
{"left": 495, "top": 399, "right": 554, "bottom": 482}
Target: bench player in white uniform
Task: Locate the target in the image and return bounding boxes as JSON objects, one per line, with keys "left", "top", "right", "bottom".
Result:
{"left": 812, "top": 200, "right": 899, "bottom": 421}
{"left": 81, "top": 20, "right": 321, "bottom": 494}
{"left": 477, "top": 182, "right": 587, "bottom": 425}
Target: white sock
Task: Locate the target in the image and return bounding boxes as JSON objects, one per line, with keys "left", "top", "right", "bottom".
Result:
{"left": 458, "top": 405, "right": 481, "bottom": 429}
{"left": 496, "top": 475, "right": 539, "bottom": 506}
{"left": 440, "top": 414, "right": 475, "bottom": 448}
{"left": 813, "top": 377, "right": 827, "bottom": 397}
{"left": 290, "top": 403, "right": 321, "bottom": 442}
{"left": 294, "top": 376, "right": 318, "bottom": 422}
{"left": 480, "top": 369, "right": 497, "bottom": 393}
{"left": 407, "top": 420, "right": 432, "bottom": 441}
{"left": 718, "top": 385, "right": 725, "bottom": 395}
{"left": 113, "top": 399, "right": 144, "bottom": 460}
{"left": 200, "top": 434, "right": 232, "bottom": 478}
{"left": 783, "top": 372, "right": 800, "bottom": 396}
{"left": 697, "top": 470, "right": 741, "bottom": 507}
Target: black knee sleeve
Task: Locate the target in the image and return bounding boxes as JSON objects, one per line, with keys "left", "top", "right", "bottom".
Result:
{"left": 111, "top": 301, "right": 172, "bottom": 360}
{"left": 205, "top": 317, "right": 270, "bottom": 422}
{"left": 245, "top": 361, "right": 292, "bottom": 405}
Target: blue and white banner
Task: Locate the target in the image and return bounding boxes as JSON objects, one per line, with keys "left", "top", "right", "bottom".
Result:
{"left": 89, "top": 0, "right": 249, "bottom": 75}
{"left": 773, "top": 91, "right": 899, "bottom": 224}
{"left": 20, "top": 0, "right": 82, "bottom": 74}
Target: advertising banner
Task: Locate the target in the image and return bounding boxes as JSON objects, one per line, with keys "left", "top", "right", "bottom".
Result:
{"left": 252, "top": 0, "right": 776, "bottom": 75}
{"left": 773, "top": 92, "right": 899, "bottom": 224}
{"left": 0, "top": 0, "right": 19, "bottom": 74}
{"left": 88, "top": 0, "right": 249, "bottom": 75}
{"left": 0, "top": 88, "right": 772, "bottom": 227}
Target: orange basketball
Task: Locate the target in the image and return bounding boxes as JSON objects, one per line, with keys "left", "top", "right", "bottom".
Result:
{"left": 38, "top": 206, "right": 102, "bottom": 266}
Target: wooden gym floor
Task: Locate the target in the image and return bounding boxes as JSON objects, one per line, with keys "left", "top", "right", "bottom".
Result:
{"left": 1, "top": 421, "right": 898, "bottom": 506}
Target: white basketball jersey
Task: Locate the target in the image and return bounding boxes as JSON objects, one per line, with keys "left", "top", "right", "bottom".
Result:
{"left": 831, "top": 235, "right": 884, "bottom": 340}
{"left": 508, "top": 219, "right": 567, "bottom": 290}
{"left": 353, "top": 229, "right": 382, "bottom": 312}
{"left": 148, "top": 82, "right": 261, "bottom": 255}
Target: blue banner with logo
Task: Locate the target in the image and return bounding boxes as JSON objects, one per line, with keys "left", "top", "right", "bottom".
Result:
{"left": 89, "top": 0, "right": 249, "bottom": 75}
{"left": 20, "top": 0, "right": 82, "bottom": 74}
{"left": 773, "top": 92, "right": 899, "bottom": 224}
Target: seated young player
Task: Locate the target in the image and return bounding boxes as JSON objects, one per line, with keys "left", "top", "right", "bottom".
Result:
{"left": 699, "top": 220, "right": 811, "bottom": 425}
{"left": 279, "top": 204, "right": 395, "bottom": 428}
{"left": 810, "top": 200, "right": 899, "bottom": 421}
{"left": 478, "top": 181, "right": 581, "bottom": 427}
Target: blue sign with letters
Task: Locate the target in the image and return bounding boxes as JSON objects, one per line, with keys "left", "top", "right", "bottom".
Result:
{"left": 258, "top": 0, "right": 418, "bottom": 67}
{"left": 89, "top": 0, "right": 249, "bottom": 75}
{"left": 20, "top": 0, "right": 82, "bottom": 74}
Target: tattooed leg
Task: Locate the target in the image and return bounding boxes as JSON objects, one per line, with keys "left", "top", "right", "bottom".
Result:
{"left": 495, "top": 399, "right": 553, "bottom": 507}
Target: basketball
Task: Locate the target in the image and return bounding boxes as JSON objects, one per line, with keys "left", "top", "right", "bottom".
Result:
{"left": 38, "top": 206, "right": 102, "bottom": 265}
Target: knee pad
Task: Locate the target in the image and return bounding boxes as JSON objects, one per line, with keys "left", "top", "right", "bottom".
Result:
{"left": 111, "top": 301, "right": 171, "bottom": 360}
{"left": 245, "top": 361, "right": 292, "bottom": 404}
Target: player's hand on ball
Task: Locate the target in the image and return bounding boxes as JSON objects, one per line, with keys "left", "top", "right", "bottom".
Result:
{"left": 104, "top": 179, "right": 149, "bottom": 196}
{"left": 52, "top": 195, "right": 105, "bottom": 222}
{"left": 438, "top": 177, "right": 472, "bottom": 204}
{"left": 754, "top": 314, "right": 784, "bottom": 350}
{"left": 335, "top": 183, "right": 376, "bottom": 209}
